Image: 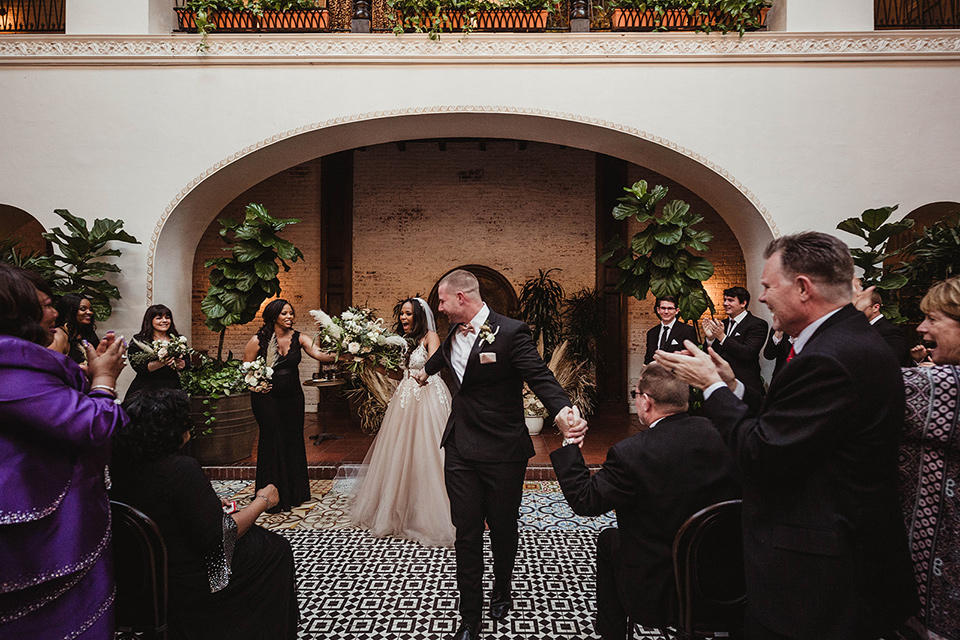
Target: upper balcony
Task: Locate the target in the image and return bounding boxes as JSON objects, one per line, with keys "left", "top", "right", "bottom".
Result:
{"left": 3, "top": 0, "right": 958, "bottom": 36}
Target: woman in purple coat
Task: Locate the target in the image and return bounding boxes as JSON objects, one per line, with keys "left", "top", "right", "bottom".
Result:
{"left": 0, "top": 264, "right": 128, "bottom": 640}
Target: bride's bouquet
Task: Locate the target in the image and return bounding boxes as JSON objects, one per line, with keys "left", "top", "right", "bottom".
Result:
{"left": 129, "top": 335, "right": 192, "bottom": 368}
{"left": 241, "top": 357, "right": 273, "bottom": 393}
{"left": 310, "top": 306, "right": 409, "bottom": 373}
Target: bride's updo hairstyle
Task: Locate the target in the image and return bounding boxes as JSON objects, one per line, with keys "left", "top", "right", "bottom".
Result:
{"left": 395, "top": 297, "right": 429, "bottom": 346}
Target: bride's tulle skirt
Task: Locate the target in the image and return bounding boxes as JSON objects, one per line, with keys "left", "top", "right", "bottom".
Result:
{"left": 350, "top": 375, "right": 455, "bottom": 547}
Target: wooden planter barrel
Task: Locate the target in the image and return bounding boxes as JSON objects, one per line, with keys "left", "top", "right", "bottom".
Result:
{"left": 189, "top": 392, "right": 258, "bottom": 466}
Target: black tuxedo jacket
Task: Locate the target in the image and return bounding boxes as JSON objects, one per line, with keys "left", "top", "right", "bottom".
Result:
{"left": 762, "top": 327, "right": 791, "bottom": 382}
{"left": 551, "top": 413, "right": 739, "bottom": 626}
{"left": 425, "top": 309, "right": 570, "bottom": 463}
{"left": 644, "top": 321, "right": 698, "bottom": 364}
{"left": 872, "top": 316, "right": 913, "bottom": 367}
{"left": 704, "top": 304, "right": 917, "bottom": 638}
{"left": 711, "top": 311, "right": 768, "bottom": 396}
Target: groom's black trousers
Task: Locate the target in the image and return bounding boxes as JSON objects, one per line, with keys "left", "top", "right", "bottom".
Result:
{"left": 443, "top": 439, "right": 527, "bottom": 626}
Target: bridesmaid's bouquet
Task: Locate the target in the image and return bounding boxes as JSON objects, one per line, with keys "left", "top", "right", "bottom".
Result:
{"left": 241, "top": 357, "right": 273, "bottom": 392}
{"left": 310, "top": 306, "right": 408, "bottom": 373}
{"left": 129, "top": 335, "right": 192, "bottom": 368}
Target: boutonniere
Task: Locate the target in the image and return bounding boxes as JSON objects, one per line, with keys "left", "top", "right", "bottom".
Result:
{"left": 478, "top": 324, "right": 499, "bottom": 345}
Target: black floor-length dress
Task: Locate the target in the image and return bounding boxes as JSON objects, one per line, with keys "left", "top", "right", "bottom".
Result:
{"left": 111, "top": 454, "right": 299, "bottom": 639}
{"left": 125, "top": 340, "right": 183, "bottom": 399}
{"left": 252, "top": 331, "right": 311, "bottom": 511}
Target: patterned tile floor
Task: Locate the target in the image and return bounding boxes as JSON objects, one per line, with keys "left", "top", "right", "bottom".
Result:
{"left": 211, "top": 479, "right": 670, "bottom": 639}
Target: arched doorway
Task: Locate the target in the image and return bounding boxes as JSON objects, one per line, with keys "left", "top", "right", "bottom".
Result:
{"left": 152, "top": 108, "right": 773, "bottom": 410}
{"left": 0, "top": 204, "right": 50, "bottom": 256}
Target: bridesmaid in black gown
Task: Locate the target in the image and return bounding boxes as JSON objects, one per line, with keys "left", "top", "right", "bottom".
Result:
{"left": 244, "top": 299, "right": 339, "bottom": 513}
{"left": 126, "top": 304, "right": 188, "bottom": 398}
{"left": 111, "top": 389, "right": 298, "bottom": 640}
{"left": 50, "top": 293, "right": 98, "bottom": 364}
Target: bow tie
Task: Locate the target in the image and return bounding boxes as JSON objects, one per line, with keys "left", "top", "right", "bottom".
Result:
{"left": 458, "top": 323, "right": 476, "bottom": 337}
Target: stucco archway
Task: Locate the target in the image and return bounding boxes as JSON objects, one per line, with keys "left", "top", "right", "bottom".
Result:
{"left": 150, "top": 107, "right": 776, "bottom": 336}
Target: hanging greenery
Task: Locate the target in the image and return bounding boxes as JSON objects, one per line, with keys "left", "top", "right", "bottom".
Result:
{"left": 599, "top": 180, "right": 716, "bottom": 322}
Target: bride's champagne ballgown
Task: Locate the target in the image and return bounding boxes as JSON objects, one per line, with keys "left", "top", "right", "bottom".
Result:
{"left": 350, "top": 342, "right": 455, "bottom": 547}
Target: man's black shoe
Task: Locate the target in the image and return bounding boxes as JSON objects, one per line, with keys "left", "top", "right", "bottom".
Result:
{"left": 449, "top": 622, "right": 480, "bottom": 640}
{"left": 489, "top": 591, "right": 512, "bottom": 620}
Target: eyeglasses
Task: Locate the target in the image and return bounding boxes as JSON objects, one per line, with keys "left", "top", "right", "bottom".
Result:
{"left": 631, "top": 390, "right": 655, "bottom": 401}
{"left": 657, "top": 306, "right": 677, "bottom": 312}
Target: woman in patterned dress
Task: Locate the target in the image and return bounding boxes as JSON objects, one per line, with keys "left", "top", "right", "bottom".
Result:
{"left": 899, "top": 275, "right": 960, "bottom": 640}
{"left": 350, "top": 297, "right": 455, "bottom": 547}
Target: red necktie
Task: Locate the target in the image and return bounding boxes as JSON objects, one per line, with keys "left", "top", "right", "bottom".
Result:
{"left": 786, "top": 346, "right": 796, "bottom": 362}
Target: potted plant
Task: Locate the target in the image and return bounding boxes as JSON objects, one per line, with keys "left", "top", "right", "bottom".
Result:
{"left": 186, "top": 203, "right": 304, "bottom": 465}
{"left": 256, "top": 0, "right": 330, "bottom": 31}
{"left": 608, "top": 0, "right": 770, "bottom": 35}
{"left": 599, "top": 180, "right": 716, "bottom": 324}
{"left": 178, "top": 0, "right": 256, "bottom": 50}
{"left": 473, "top": 0, "right": 555, "bottom": 32}
{"left": 518, "top": 268, "right": 565, "bottom": 362}
{"left": 387, "top": 0, "right": 471, "bottom": 39}
{"left": 522, "top": 384, "right": 548, "bottom": 435}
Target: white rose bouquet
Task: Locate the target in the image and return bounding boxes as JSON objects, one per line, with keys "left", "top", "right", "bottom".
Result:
{"left": 310, "top": 306, "right": 408, "bottom": 374}
{"left": 241, "top": 357, "right": 273, "bottom": 393}
{"left": 129, "top": 335, "right": 192, "bottom": 369}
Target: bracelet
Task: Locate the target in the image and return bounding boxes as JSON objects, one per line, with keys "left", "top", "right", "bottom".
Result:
{"left": 90, "top": 384, "right": 117, "bottom": 396}
{"left": 256, "top": 495, "right": 271, "bottom": 505}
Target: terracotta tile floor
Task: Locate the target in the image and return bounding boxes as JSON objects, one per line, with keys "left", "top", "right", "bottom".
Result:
{"left": 205, "top": 401, "right": 641, "bottom": 480}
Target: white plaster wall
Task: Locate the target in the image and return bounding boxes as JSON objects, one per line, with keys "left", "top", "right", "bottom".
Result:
{"left": 1, "top": 34, "right": 959, "bottom": 396}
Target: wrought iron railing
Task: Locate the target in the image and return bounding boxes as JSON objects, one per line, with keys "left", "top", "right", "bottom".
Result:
{"left": 0, "top": 0, "right": 65, "bottom": 33}
{"left": 876, "top": 0, "right": 960, "bottom": 28}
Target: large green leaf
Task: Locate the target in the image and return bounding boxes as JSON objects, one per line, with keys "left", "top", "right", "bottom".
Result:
{"left": 254, "top": 259, "right": 279, "bottom": 280}
{"left": 877, "top": 273, "right": 908, "bottom": 289}
{"left": 685, "top": 256, "right": 715, "bottom": 281}
{"left": 661, "top": 200, "right": 690, "bottom": 225}
{"left": 651, "top": 246, "right": 677, "bottom": 268}
{"left": 617, "top": 254, "right": 636, "bottom": 271}
{"left": 233, "top": 240, "right": 267, "bottom": 262}
{"left": 219, "top": 290, "right": 247, "bottom": 313}
{"left": 650, "top": 272, "right": 683, "bottom": 298}
{"left": 275, "top": 239, "right": 302, "bottom": 262}
{"left": 867, "top": 220, "right": 914, "bottom": 248}
{"left": 200, "top": 294, "right": 228, "bottom": 320}
{"left": 234, "top": 271, "right": 259, "bottom": 292}
{"left": 836, "top": 218, "right": 867, "bottom": 239}
{"left": 599, "top": 235, "right": 625, "bottom": 263}
{"left": 679, "top": 287, "right": 710, "bottom": 321}
{"left": 862, "top": 205, "right": 898, "bottom": 231}
{"left": 612, "top": 202, "right": 639, "bottom": 221}
{"left": 631, "top": 229, "right": 657, "bottom": 256}
{"left": 653, "top": 224, "right": 683, "bottom": 246}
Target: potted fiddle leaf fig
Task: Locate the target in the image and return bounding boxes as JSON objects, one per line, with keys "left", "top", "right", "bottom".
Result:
{"left": 599, "top": 180, "right": 716, "bottom": 323}
{"left": 187, "top": 202, "right": 304, "bottom": 465}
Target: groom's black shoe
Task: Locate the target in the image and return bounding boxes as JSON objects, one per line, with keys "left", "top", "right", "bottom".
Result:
{"left": 449, "top": 622, "right": 480, "bottom": 640}
{"left": 489, "top": 590, "right": 512, "bottom": 620}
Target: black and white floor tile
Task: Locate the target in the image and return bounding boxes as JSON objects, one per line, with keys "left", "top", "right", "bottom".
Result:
{"left": 211, "top": 479, "right": 668, "bottom": 639}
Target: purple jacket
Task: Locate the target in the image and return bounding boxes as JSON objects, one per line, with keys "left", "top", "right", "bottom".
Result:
{"left": 0, "top": 335, "right": 128, "bottom": 635}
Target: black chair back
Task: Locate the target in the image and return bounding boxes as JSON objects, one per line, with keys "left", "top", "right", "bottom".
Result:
{"left": 672, "top": 499, "right": 746, "bottom": 639}
{"left": 111, "top": 500, "right": 169, "bottom": 640}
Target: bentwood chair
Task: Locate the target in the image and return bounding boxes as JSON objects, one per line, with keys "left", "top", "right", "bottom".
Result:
{"left": 672, "top": 499, "right": 746, "bottom": 640}
{"left": 111, "top": 500, "right": 169, "bottom": 640}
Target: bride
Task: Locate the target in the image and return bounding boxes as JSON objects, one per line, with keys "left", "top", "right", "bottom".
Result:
{"left": 350, "top": 297, "right": 455, "bottom": 547}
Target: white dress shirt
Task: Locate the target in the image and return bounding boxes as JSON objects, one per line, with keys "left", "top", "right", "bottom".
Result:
{"left": 451, "top": 304, "right": 489, "bottom": 382}
{"left": 658, "top": 319, "right": 677, "bottom": 349}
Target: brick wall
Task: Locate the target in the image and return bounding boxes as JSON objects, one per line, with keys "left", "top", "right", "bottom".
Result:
{"left": 352, "top": 140, "right": 597, "bottom": 317}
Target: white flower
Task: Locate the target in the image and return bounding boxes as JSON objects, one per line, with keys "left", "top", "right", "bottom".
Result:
{"left": 348, "top": 342, "right": 361, "bottom": 354}
{"left": 385, "top": 335, "right": 408, "bottom": 349}
{"left": 244, "top": 373, "right": 258, "bottom": 386}
{"left": 264, "top": 366, "right": 273, "bottom": 378}
{"left": 157, "top": 347, "right": 168, "bottom": 359}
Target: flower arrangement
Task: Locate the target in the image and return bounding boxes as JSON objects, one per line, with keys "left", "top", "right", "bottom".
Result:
{"left": 478, "top": 323, "right": 499, "bottom": 345}
{"left": 523, "top": 384, "right": 548, "bottom": 418}
{"left": 310, "top": 306, "right": 409, "bottom": 373}
{"left": 129, "top": 335, "right": 192, "bottom": 368}
{"left": 241, "top": 357, "right": 274, "bottom": 392}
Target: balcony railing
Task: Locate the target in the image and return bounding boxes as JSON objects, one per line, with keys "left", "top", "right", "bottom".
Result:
{"left": 0, "top": 0, "right": 65, "bottom": 33}
{"left": 876, "top": 0, "right": 960, "bottom": 28}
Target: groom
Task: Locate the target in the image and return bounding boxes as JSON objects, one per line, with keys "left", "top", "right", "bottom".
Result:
{"left": 416, "top": 269, "right": 586, "bottom": 640}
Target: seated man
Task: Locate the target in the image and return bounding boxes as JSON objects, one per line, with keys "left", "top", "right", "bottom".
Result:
{"left": 551, "top": 363, "right": 739, "bottom": 639}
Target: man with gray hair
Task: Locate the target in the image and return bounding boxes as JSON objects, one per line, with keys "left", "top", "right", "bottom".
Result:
{"left": 656, "top": 232, "right": 917, "bottom": 639}
{"left": 417, "top": 268, "right": 586, "bottom": 640}
{"left": 551, "top": 363, "right": 738, "bottom": 639}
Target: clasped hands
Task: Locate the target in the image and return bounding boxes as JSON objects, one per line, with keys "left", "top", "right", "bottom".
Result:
{"left": 701, "top": 317, "right": 725, "bottom": 342}
{"left": 556, "top": 405, "right": 588, "bottom": 447}
{"left": 654, "top": 340, "right": 737, "bottom": 392}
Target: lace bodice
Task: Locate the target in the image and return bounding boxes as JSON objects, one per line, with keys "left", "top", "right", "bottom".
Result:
{"left": 396, "top": 342, "right": 449, "bottom": 410}
{"left": 407, "top": 343, "right": 429, "bottom": 372}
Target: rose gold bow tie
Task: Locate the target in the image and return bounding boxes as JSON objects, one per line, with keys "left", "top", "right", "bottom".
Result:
{"left": 458, "top": 323, "right": 476, "bottom": 336}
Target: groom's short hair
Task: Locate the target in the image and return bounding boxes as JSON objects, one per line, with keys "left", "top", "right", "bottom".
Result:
{"left": 440, "top": 269, "right": 480, "bottom": 299}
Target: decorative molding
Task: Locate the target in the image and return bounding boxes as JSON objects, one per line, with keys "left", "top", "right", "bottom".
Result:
{"left": 145, "top": 105, "right": 778, "bottom": 304}
{"left": 3, "top": 31, "right": 960, "bottom": 66}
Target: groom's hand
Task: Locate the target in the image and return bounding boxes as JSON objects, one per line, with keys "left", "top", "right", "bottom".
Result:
{"left": 555, "top": 406, "right": 588, "bottom": 446}
{"left": 413, "top": 370, "right": 429, "bottom": 386}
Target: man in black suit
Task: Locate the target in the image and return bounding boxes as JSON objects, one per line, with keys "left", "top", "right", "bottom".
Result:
{"left": 656, "top": 232, "right": 917, "bottom": 639}
{"left": 702, "top": 286, "right": 768, "bottom": 396}
{"left": 762, "top": 327, "right": 792, "bottom": 382}
{"left": 550, "top": 363, "right": 739, "bottom": 640}
{"left": 417, "top": 269, "right": 586, "bottom": 640}
{"left": 854, "top": 288, "right": 913, "bottom": 366}
{"left": 644, "top": 295, "right": 699, "bottom": 364}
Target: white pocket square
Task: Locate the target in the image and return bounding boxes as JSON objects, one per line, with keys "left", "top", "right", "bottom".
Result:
{"left": 670, "top": 339, "right": 679, "bottom": 346}
{"left": 480, "top": 352, "right": 496, "bottom": 364}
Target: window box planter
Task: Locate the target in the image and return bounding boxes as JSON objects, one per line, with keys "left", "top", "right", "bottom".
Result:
{"left": 610, "top": 5, "right": 768, "bottom": 33}
{"left": 210, "top": 9, "right": 257, "bottom": 31}
{"left": 259, "top": 8, "right": 331, "bottom": 31}
{"left": 474, "top": 8, "right": 549, "bottom": 31}
{"left": 394, "top": 10, "right": 466, "bottom": 33}
{"left": 174, "top": 6, "right": 198, "bottom": 31}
